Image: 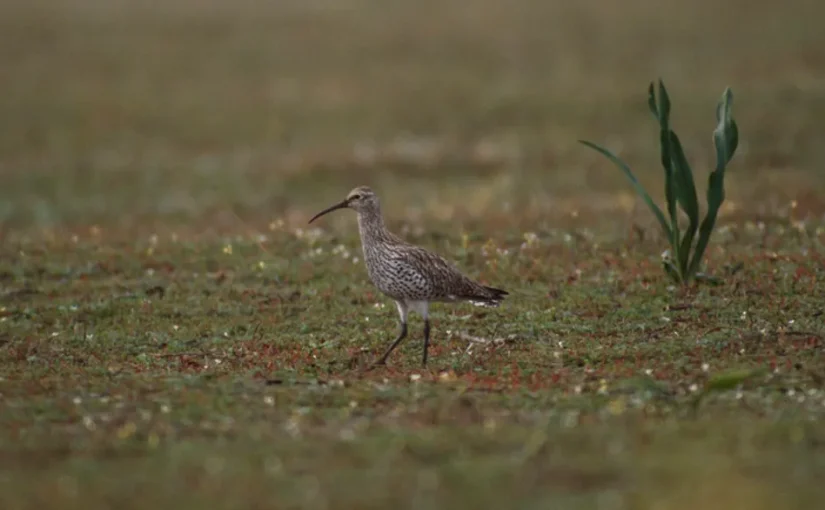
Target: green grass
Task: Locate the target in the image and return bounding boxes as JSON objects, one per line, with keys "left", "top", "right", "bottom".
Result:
{"left": 2, "top": 1, "right": 825, "bottom": 508}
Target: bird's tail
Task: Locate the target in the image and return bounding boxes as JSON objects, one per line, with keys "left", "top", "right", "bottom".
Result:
{"left": 468, "top": 285, "right": 509, "bottom": 307}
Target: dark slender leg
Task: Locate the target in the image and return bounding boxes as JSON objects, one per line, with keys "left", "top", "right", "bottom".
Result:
{"left": 373, "top": 322, "right": 408, "bottom": 366}
{"left": 422, "top": 319, "right": 430, "bottom": 367}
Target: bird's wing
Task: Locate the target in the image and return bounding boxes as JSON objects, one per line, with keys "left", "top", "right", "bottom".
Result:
{"left": 389, "top": 245, "right": 480, "bottom": 299}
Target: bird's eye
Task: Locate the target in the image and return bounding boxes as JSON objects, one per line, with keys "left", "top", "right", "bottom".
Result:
{"left": 350, "top": 194, "right": 361, "bottom": 200}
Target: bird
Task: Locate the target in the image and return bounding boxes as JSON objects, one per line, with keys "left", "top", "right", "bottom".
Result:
{"left": 308, "top": 186, "right": 508, "bottom": 368}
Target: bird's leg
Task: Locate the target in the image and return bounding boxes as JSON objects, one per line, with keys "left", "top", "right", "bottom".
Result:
{"left": 422, "top": 319, "right": 431, "bottom": 367}
{"left": 374, "top": 321, "right": 407, "bottom": 366}
{"left": 371, "top": 301, "right": 409, "bottom": 367}
{"left": 416, "top": 301, "right": 431, "bottom": 368}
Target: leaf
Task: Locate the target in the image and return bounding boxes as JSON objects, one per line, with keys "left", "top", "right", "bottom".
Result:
{"left": 690, "top": 367, "right": 766, "bottom": 413}
{"left": 689, "top": 88, "right": 739, "bottom": 277}
{"left": 668, "top": 132, "right": 700, "bottom": 275}
{"left": 713, "top": 88, "right": 739, "bottom": 170}
{"left": 647, "top": 81, "right": 659, "bottom": 120}
{"left": 689, "top": 172, "right": 724, "bottom": 278}
{"left": 656, "top": 79, "right": 671, "bottom": 127}
{"left": 662, "top": 258, "right": 681, "bottom": 283}
{"left": 654, "top": 81, "right": 681, "bottom": 280}
{"left": 705, "top": 368, "right": 765, "bottom": 392}
{"left": 579, "top": 140, "right": 672, "bottom": 239}
{"left": 694, "top": 273, "right": 723, "bottom": 285}
{"left": 619, "top": 375, "right": 671, "bottom": 397}
{"left": 660, "top": 128, "right": 678, "bottom": 232}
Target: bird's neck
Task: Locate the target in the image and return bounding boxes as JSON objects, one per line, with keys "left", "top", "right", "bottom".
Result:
{"left": 356, "top": 207, "right": 392, "bottom": 246}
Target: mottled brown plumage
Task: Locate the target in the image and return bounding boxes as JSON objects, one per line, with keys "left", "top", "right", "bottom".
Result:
{"left": 309, "top": 186, "right": 508, "bottom": 367}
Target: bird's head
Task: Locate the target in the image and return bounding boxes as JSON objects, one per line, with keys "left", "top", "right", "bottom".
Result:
{"left": 308, "top": 186, "right": 378, "bottom": 224}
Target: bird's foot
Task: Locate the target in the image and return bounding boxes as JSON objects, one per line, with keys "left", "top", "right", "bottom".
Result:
{"left": 363, "top": 358, "right": 387, "bottom": 372}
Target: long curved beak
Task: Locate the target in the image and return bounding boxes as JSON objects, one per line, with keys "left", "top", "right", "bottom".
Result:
{"left": 308, "top": 199, "right": 350, "bottom": 224}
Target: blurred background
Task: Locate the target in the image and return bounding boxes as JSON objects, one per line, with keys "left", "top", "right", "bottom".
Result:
{"left": 1, "top": 0, "right": 824, "bottom": 237}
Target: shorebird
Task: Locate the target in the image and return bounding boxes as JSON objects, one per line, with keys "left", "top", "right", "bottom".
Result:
{"left": 308, "top": 186, "right": 508, "bottom": 368}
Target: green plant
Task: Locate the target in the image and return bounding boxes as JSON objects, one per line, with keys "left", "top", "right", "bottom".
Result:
{"left": 579, "top": 80, "right": 739, "bottom": 284}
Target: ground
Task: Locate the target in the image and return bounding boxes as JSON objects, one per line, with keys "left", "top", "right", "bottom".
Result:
{"left": 1, "top": 1, "right": 825, "bottom": 508}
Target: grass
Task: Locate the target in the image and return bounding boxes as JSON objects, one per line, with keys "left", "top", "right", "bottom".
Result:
{"left": 2, "top": 0, "right": 825, "bottom": 508}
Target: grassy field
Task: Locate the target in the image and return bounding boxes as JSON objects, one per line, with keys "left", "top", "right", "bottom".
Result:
{"left": 2, "top": 0, "right": 825, "bottom": 508}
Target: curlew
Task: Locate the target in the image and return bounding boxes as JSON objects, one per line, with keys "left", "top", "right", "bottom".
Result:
{"left": 308, "top": 186, "right": 508, "bottom": 367}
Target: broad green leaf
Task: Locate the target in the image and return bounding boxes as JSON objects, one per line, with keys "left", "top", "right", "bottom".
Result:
{"left": 654, "top": 81, "right": 681, "bottom": 280}
{"left": 689, "top": 170, "right": 724, "bottom": 277}
{"left": 579, "top": 140, "right": 672, "bottom": 239}
{"left": 647, "top": 82, "right": 659, "bottom": 121}
{"left": 691, "top": 367, "right": 765, "bottom": 412}
{"left": 662, "top": 258, "right": 681, "bottom": 283}
{"left": 729, "top": 119, "right": 739, "bottom": 157}
{"left": 694, "top": 273, "right": 723, "bottom": 285}
{"left": 669, "top": 132, "right": 699, "bottom": 275}
{"left": 660, "top": 128, "right": 679, "bottom": 234}
{"left": 657, "top": 79, "right": 671, "bottom": 127}
{"left": 716, "top": 118, "right": 739, "bottom": 169}
{"left": 713, "top": 88, "right": 738, "bottom": 171}
{"left": 705, "top": 368, "right": 764, "bottom": 392}
{"left": 619, "top": 375, "right": 671, "bottom": 396}
{"left": 690, "top": 88, "right": 738, "bottom": 277}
